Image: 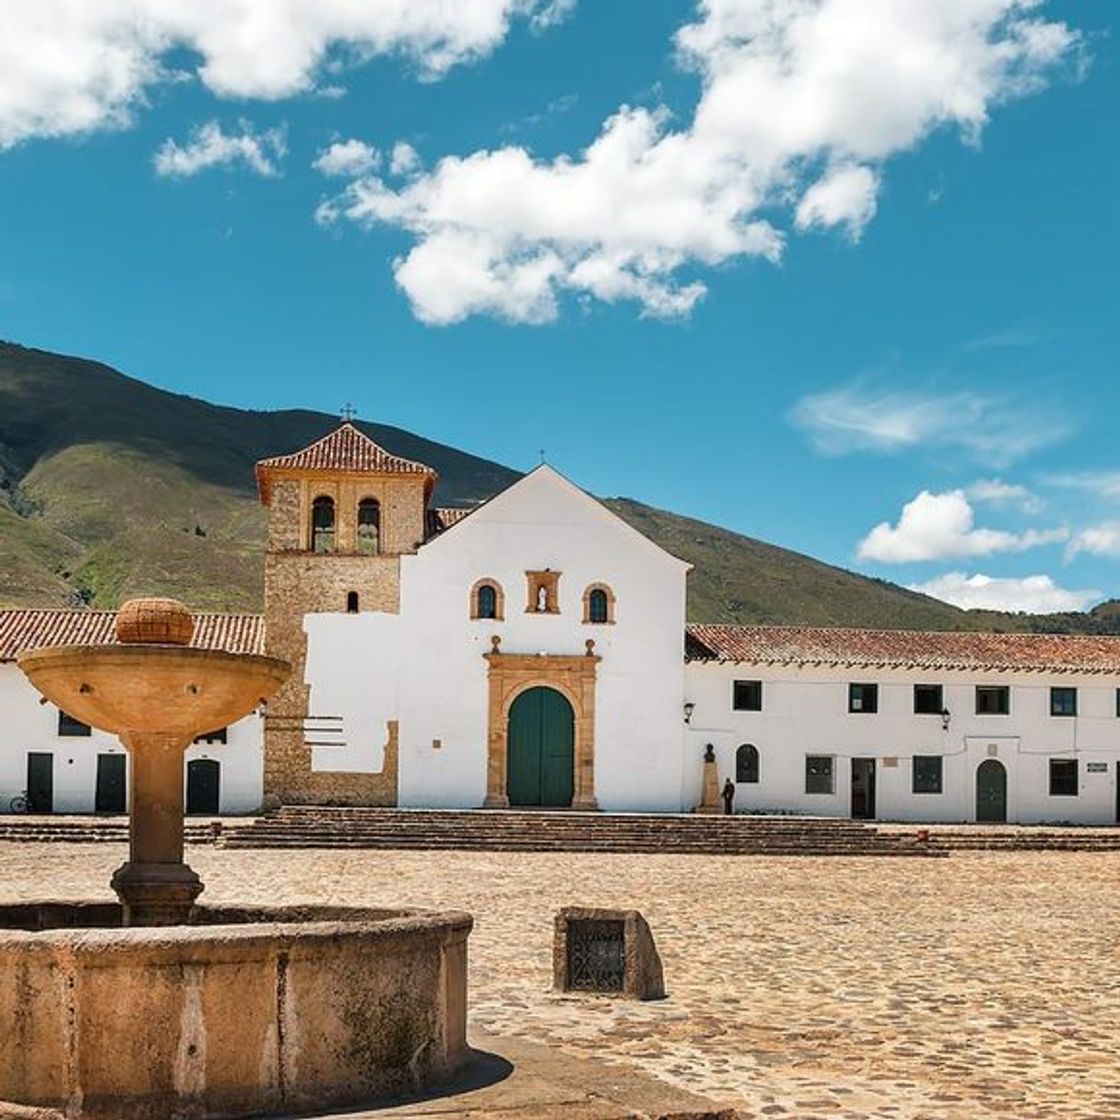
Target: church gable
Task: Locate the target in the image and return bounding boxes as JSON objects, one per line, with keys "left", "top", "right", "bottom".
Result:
{"left": 420, "top": 465, "right": 690, "bottom": 573}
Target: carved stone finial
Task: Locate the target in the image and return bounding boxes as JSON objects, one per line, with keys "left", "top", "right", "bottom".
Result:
{"left": 490, "top": 634, "right": 502, "bottom": 653}
{"left": 585, "top": 639, "right": 595, "bottom": 656}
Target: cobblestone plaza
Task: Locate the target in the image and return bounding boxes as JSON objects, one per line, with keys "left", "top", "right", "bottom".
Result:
{"left": 3, "top": 843, "right": 1117, "bottom": 1119}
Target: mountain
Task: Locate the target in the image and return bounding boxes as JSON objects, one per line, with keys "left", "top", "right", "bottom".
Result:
{"left": 1, "top": 340, "right": 1115, "bottom": 633}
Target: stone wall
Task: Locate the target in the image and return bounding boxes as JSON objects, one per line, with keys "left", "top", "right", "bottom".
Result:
{"left": 263, "top": 552, "right": 401, "bottom": 805}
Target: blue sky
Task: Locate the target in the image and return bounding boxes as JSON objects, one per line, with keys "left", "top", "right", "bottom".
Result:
{"left": 0, "top": 1, "right": 1117, "bottom": 613}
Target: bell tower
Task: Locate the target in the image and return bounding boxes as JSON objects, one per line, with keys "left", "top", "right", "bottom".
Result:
{"left": 255, "top": 421, "right": 437, "bottom": 805}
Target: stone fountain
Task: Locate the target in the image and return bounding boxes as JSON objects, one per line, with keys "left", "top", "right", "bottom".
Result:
{"left": 0, "top": 598, "right": 471, "bottom": 1119}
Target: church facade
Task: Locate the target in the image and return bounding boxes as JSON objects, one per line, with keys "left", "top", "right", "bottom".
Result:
{"left": 3, "top": 421, "right": 1120, "bottom": 825}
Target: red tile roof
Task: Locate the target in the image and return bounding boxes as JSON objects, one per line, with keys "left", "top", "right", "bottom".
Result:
{"left": 255, "top": 423, "right": 437, "bottom": 502}
{"left": 0, "top": 611, "right": 265, "bottom": 663}
{"left": 685, "top": 624, "right": 1120, "bottom": 675}
{"left": 425, "top": 506, "right": 475, "bottom": 539}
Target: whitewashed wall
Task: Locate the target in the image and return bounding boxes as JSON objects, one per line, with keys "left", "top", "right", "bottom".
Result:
{"left": 302, "top": 466, "right": 691, "bottom": 811}
{"left": 683, "top": 662, "right": 1120, "bottom": 824}
{"left": 0, "top": 664, "right": 263, "bottom": 814}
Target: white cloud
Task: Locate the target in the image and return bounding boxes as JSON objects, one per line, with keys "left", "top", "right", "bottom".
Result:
{"left": 909, "top": 572, "right": 1101, "bottom": 614}
{"left": 966, "top": 478, "right": 1044, "bottom": 514}
{"left": 794, "top": 163, "right": 880, "bottom": 241}
{"left": 1046, "top": 471, "right": 1120, "bottom": 500}
{"left": 314, "top": 139, "right": 380, "bottom": 177}
{"left": 389, "top": 142, "right": 421, "bottom": 177}
{"left": 318, "top": 0, "right": 1079, "bottom": 323}
{"left": 858, "top": 489, "right": 1067, "bottom": 564}
{"left": 154, "top": 121, "right": 287, "bottom": 178}
{"left": 0, "top": 2, "right": 569, "bottom": 148}
{"left": 1066, "top": 522, "right": 1120, "bottom": 560}
{"left": 790, "top": 384, "right": 1071, "bottom": 466}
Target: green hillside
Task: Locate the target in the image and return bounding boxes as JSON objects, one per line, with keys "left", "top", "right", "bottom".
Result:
{"left": 1, "top": 340, "right": 1115, "bottom": 632}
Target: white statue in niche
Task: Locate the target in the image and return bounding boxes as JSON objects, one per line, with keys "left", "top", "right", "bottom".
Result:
{"left": 536, "top": 585, "right": 549, "bottom": 612}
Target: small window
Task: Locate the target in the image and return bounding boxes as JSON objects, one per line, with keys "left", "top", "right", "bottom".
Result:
{"left": 193, "top": 728, "right": 228, "bottom": 745}
{"left": 588, "top": 588, "right": 609, "bottom": 624}
{"left": 1050, "top": 687, "right": 1077, "bottom": 717}
{"left": 805, "top": 755, "right": 834, "bottom": 794}
{"left": 736, "top": 744, "right": 760, "bottom": 784}
{"left": 1049, "top": 758, "right": 1078, "bottom": 796}
{"left": 732, "top": 680, "right": 762, "bottom": 711}
{"left": 346, "top": 591, "right": 359, "bottom": 614}
{"left": 357, "top": 498, "right": 380, "bottom": 555}
{"left": 1116, "top": 688, "right": 1120, "bottom": 717}
{"left": 472, "top": 579, "right": 504, "bottom": 621}
{"left": 914, "top": 684, "right": 944, "bottom": 715}
{"left": 477, "top": 584, "right": 498, "bottom": 620}
{"left": 311, "top": 495, "right": 336, "bottom": 553}
{"left": 58, "top": 711, "right": 91, "bottom": 737}
{"left": 912, "top": 755, "right": 943, "bottom": 794}
{"left": 975, "top": 685, "right": 1010, "bottom": 715}
{"left": 848, "top": 683, "right": 878, "bottom": 714}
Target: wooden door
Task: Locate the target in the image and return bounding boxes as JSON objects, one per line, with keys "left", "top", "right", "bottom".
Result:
{"left": 507, "top": 688, "right": 574, "bottom": 807}
{"left": 976, "top": 759, "right": 1007, "bottom": 822}
{"left": 186, "top": 759, "right": 220, "bottom": 815}
{"left": 26, "top": 753, "right": 53, "bottom": 813}
{"left": 95, "top": 754, "right": 126, "bottom": 813}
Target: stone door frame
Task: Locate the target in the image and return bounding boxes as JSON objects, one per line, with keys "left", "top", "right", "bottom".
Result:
{"left": 483, "top": 646, "right": 600, "bottom": 811}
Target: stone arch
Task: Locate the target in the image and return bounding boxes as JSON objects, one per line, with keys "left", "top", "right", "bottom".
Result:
{"left": 471, "top": 578, "right": 505, "bottom": 621}
{"left": 582, "top": 583, "right": 616, "bottom": 624}
{"left": 483, "top": 649, "right": 600, "bottom": 811}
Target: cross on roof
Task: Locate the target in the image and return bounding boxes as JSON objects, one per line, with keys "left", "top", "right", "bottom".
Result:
{"left": 341, "top": 403, "right": 357, "bottom": 422}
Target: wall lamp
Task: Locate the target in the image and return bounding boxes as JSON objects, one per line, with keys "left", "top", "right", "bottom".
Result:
{"left": 940, "top": 708, "right": 951, "bottom": 731}
{"left": 683, "top": 701, "right": 695, "bottom": 725}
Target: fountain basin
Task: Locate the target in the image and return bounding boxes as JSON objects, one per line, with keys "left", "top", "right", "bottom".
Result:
{"left": 0, "top": 902, "right": 471, "bottom": 1120}
{"left": 16, "top": 645, "right": 289, "bottom": 740}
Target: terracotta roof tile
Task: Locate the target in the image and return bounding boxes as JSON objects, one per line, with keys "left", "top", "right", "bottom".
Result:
{"left": 255, "top": 423, "right": 436, "bottom": 502}
{"left": 685, "top": 624, "right": 1120, "bottom": 675}
{"left": 0, "top": 610, "right": 265, "bottom": 663}
{"left": 424, "top": 506, "right": 475, "bottom": 539}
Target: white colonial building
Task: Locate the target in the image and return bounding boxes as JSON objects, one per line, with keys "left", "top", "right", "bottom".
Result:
{"left": 2, "top": 422, "right": 1119, "bottom": 825}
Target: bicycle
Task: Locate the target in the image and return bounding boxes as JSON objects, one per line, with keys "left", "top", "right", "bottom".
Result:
{"left": 8, "top": 791, "right": 28, "bottom": 813}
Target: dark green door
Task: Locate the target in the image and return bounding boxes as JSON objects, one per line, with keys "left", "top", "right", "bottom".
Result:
{"left": 187, "top": 759, "right": 220, "bottom": 815}
{"left": 95, "top": 754, "right": 126, "bottom": 813}
{"left": 507, "top": 687, "right": 574, "bottom": 807}
{"left": 26, "top": 753, "right": 53, "bottom": 813}
{"left": 976, "top": 759, "right": 1007, "bottom": 822}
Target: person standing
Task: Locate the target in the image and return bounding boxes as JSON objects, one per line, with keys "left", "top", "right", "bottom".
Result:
{"left": 721, "top": 778, "right": 735, "bottom": 815}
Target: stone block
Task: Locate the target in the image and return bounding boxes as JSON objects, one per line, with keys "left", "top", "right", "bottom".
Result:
{"left": 553, "top": 906, "right": 664, "bottom": 1001}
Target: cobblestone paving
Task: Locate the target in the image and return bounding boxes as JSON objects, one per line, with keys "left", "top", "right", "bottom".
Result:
{"left": 2, "top": 844, "right": 1118, "bottom": 1119}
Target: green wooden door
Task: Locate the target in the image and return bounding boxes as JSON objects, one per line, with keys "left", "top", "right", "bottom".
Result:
{"left": 976, "top": 759, "right": 1007, "bottom": 822}
{"left": 507, "top": 687, "right": 574, "bottom": 807}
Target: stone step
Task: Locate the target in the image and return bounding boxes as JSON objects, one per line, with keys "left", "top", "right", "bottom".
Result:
{"left": 221, "top": 807, "right": 940, "bottom": 857}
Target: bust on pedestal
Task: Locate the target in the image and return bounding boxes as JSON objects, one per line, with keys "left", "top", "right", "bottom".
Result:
{"left": 694, "top": 743, "right": 721, "bottom": 815}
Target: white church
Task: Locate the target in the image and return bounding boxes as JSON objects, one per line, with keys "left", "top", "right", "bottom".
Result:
{"left": 3, "top": 422, "right": 1120, "bottom": 826}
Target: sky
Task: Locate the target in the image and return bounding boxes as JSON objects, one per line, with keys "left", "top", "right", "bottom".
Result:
{"left": 0, "top": 0, "right": 1117, "bottom": 614}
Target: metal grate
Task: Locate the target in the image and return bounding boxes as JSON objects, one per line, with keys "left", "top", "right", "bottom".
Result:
{"left": 566, "top": 918, "right": 625, "bottom": 992}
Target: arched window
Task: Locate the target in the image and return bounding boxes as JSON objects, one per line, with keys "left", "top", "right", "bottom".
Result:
{"left": 478, "top": 584, "right": 498, "bottom": 619}
{"left": 311, "top": 496, "right": 335, "bottom": 553}
{"left": 471, "top": 578, "right": 504, "bottom": 620}
{"left": 588, "top": 589, "right": 609, "bottom": 624}
{"left": 357, "top": 498, "right": 381, "bottom": 555}
{"left": 736, "top": 744, "right": 760, "bottom": 784}
{"left": 582, "top": 583, "right": 616, "bottom": 624}
{"left": 346, "top": 591, "right": 359, "bottom": 613}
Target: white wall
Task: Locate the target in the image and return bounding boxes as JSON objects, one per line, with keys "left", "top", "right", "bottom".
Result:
{"left": 301, "top": 466, "right": 691, "bottom": 811}
{"left": 0, "top": 664, "right": 263, "bottom": 815}
{"left": 683, "top": 662, "right": 1120, "bottom": 824}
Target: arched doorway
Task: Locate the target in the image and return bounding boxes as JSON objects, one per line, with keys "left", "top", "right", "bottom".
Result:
{"left": 507, "top": 687, "right": 574, "bottom": 807}
{"left": 187, "top": 759, "right": 221, "bottom": 815}
{"left": 976, "top": 759, "right": 1007, "bottom": 822}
